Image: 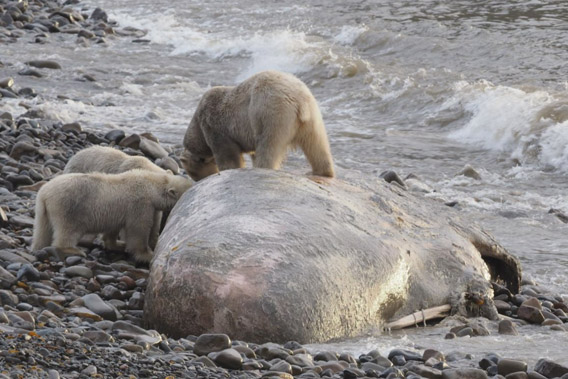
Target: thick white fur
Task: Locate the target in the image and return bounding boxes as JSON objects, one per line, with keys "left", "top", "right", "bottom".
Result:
{"left": 64, "top": 146, "right": 165, "bottom": 174}
{"left": 31, "top": 170, "right": 191, "bottom": 262}
{"left": 181, "top": 70, "right": 335, "bottom": 181}
{"left": 64, "top": 146, "right": 167, "bottom": 249}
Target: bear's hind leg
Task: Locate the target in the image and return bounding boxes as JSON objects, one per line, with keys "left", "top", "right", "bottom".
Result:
{"left": 52, "top": 226, "right": 85, "bottom": 257}
{"left": 253, "top": 117, "right": 296, "bottom": 170}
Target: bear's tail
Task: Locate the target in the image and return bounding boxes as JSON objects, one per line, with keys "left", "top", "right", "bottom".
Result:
{"left": 31, "top": 192, "right": 52, "bottom": 251}
{"left": 296, "top": 99, "right": 335, "bottom": 178}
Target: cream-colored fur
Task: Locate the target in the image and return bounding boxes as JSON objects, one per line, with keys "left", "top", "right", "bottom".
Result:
{"left": 31, "top": 170, "right": 191, "bottom": 262}
{"left": 64, "top": 146, "right": 166, "bottom": 174}
{"left": 64, "top": 146, "right": 167, "bottom": 249}
{"left": 181, "top": 70, "right": 335, "bottom": 181}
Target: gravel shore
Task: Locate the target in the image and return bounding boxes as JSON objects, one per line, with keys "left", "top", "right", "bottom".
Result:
{"left": 1, "top": 0, "right": 568, "bottom": 378}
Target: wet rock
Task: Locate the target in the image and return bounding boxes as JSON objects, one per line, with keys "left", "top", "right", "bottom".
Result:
{"left": 379, "top": 170, "right": 406, "bottom": 188}
{"left": 517, "top": 305, "right": 545, "bottom": 324}
{"left": 314, "top": 351, "right": 338, "bottom": 361}
{"left": 0, "top": 77, "right": 14, "bottom": 88}
{"left": 498, "top": 359, "right": 528, "bottom": 376}
{"left": 0, "top": 290, "right": 19, "bottom": 307}
{"left": 90, "top": 7, "right": 108, "bottom": 22}
{"left": 63, "top": 265, "right": 93, "bottom": 279}
{"left": 387, "top": 349, "right": 423, "bottom": 362}
{"left": 10, "top": 141, "right": 37, "bottom": 159}
{"left": 82, "top": 293, "right": 118, "bottom": 321}
{"left": 83, "top": 330, "right": 113, "bottom": 343}
{"left": 534, "top": 359, "right": 568, "bottom": 378}
{"left": 18, "top": 68, "right": 43, "bottom": 78}
{"left": 210, "top": 348, "right": 243, "bottom": 369}
{"left": 16, "top": 264, "right": 40, "bottom": 282}
{"left": 194, "top": 333, "right": 232, "bottom": 356}
{"left": 155, "top": 156, "right": 180, "bottom": 174}
{"left": 6, "top": 174, "right": 34, "bottom": 187}
{"left": 26, "top": 60, "right": 62, "bottom": 69}
{"left": 0, "top": 88, "right": 17, "bottom": 98}
{"left": 498, "top": 319, "right": 519, "bottom": 335}
{"left": 119, "top": 133, "right": 141, "bottom": 149}
{"left": 104, "top": 129, "right": 125, "bottom": 143}
{"left": 111, "top": 320, "right": 162, "bottom": 345}
{"left": 458, "top": 165, "right": 481, "bottom": 180}
{"left": 0, "top": 266, "right": 16, "bottom": 289}
{"left": 442, "top": 368, "right": 488, "bottom": 379}
{"left": 61, "top": 122, "right": 82, "bottom": 133}
{"left": 139, "top": 137, "right": 168, "bottom": 159}
{"left": 548, "top": 208, "right": 568, "bottom": 223}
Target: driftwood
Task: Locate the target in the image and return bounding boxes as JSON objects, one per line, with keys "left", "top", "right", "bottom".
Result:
{"left": 386, "top": 304, "right": 451, "bottom": 330}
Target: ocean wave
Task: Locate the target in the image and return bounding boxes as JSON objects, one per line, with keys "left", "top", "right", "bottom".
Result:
{"left": 444, "top": 80, "right": 568, "bottom": 173}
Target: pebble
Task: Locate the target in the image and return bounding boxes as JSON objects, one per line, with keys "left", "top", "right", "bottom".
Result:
{"left": 139, "top": 137, "right": 168, "bottom": 159}
{"left": 534, "top": 359, "right": 568, "bottom": 378}
{"left": 83, "top": 293, "right": 117, "bottom": 321}
{"left": 499, "top": 358, "right": 528, "bottom": 376}
{"left": 210, "top": 348, "right": 243, "bottom": 369}
{"left": 194, "top": 333, "right": 232, "bottom": 356}
{"left": 63, "top": 265, "right": 93, "bottom": 279}
{"left": 26, "top": 60, "right": 62, "bottom": 69}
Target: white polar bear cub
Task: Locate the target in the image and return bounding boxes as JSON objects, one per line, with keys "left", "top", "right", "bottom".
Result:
{"left": 64, "top": 145, "right": 171, "bottom": 250}
{"left": 64, "top": 145, "right": 166, "bottom": 174}
{"left": 31, "top": 170, "right": 192, "bottom": 262}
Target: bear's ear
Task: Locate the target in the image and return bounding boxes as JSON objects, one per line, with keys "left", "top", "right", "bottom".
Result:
{"left": 165, "top": 169, "right": 174, "bottom": 175}
{"left": 167, "top": 188, "right": 177, "bottom": 198}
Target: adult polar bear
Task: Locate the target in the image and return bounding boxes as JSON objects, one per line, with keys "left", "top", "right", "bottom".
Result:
{"left": 181, "top": 70, "right": 335, "bottom": 181}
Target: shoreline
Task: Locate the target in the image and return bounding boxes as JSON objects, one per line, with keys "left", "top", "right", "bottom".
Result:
{"left": 1, "top": 0, "right": 568, "bottom": 377}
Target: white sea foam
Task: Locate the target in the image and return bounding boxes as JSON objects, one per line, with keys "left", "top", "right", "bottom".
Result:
{"left": 445, "top": 80, "right": 568, "bottom": 172}
{"left": 334, "top": 25, "right": 369, "bottom": 45}
{"left": 109, "top": 10, "right": 323, "bottom": 81}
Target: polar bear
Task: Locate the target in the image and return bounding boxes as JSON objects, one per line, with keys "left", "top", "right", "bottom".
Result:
{"left": 31, "top": 170, "right": 192, "bottom": 262}
{"left": 64, "top": 146, "right": 169, "bottom": 250}
{"left": 64, "top": 145, "right": 165, "bottom": 174}
{"left": 180, "top": 70, "right": 335, "bottom": 181}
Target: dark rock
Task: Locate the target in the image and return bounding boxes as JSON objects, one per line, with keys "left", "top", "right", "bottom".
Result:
{"left": 61, "top": 122, "right": 82, "bottom": 133}
{"left": 82, "top": 293, "right": 118, "bottom": 321}
{"left": 0, "top": 77, "right": 14, "bottom": 88}
{"left": 90, "top": 7, "right": 108, "bottom": 22}
{"left": 517, "top": 305, "right": 545, "bottom": 324}
{"left": 379, "top": 170, "right": 406, "bottom": 188}
{"left": 498, "top": 319, "right": 518, "bottom": 335}
{"left": 18, "top": 68, "right": 43, "bottom": 78}
{"left": 194, "top": 333, "right": 231, "bottom": 356}
{"left": 498, "top": 359, "right": 528, "bottom": 376}
{"left": 26, "top": 60, "right": 62, "bottom": 69}
{"left": 16, "top": 264, "right": 40, "bottom": 282}
{"left": 0, "top": 88, "right": 17, "bottom": 98}
{"left": 270, "top": 360, "right": 292, "bottom": 374}
{"left": 119, "top": 133, "right": 140, "bottom": 149}
{"left": 314, "top": 351, "right": 338, "bottom": 361}
{"left": 9, "top": 141, "right": 37, "bottom": 160}
{"left": 442, "top": 368, "right": 488, "bottom": 379}
{"left": 155, "top": 156, "right": 179, "bottom": 174}
{"left": 534, "top": 359, "right": 568, "bottom": 378}
{"left": 104, "top": 129, "right": 125, "bottom": 143}
{"left": 139, "top": 137, "right": 168, "bottom": 159}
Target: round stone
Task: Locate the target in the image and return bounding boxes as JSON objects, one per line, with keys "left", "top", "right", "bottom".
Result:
{"left": 193, "top": 333, "right": 231, "bottom": 356}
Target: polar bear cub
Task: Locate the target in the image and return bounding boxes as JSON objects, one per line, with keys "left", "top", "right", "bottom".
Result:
{"left": 181, "top": 70, "right": 335, "bottom": 181}
{"left": 64, "top": 146, "right": 169, "bottom": 250}
{"left": 64, "top": 145, "right": 165, "bottom": 174}
{"left": 31, "top": 170, "right": 192, "bottom": 262}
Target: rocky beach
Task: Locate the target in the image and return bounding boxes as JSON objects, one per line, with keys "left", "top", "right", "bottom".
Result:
{"left": 1, "top": 0, "right": 568, "bottom": 378}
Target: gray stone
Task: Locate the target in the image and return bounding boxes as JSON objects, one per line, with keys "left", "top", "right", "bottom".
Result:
{"left": 0, "top": 77, "right": 14, "bottom": 89}
{"left": 111, "top": 320, "right": 162, "bottom": 345}
{"left": 0, "top": 290, "right": 19, "bottom": 307}
{"left": 61, "top": 122, "right": 82, "bottom": 133}
{"left": 517, "top": 305, "right": 545, "bottom": 324}
{"left": 387, "top": 349, "right": 422, "bottom": 361}
{"left": 90, "top": 8, "right": 108, "bottom": 22}
{"left": 63, "top": 266, "right": 93, "bottom": 279}
{"left": 104, "top": 129, "right": 125, "bottom": 143}
{"left": 442, "top": 368, "right": 488, "bottom": 379}
{"left": 155, "top": 156, "right": 179, "bottom": 174}
{"left": 26, "top": 60, "right": 62, "bottom": 69}
{"left": 145, "top": 170, "right": 521, "bottom": 342}
{"left": 210, "top": 348, "right": 243, "bottom": 369}
{"left": 82, "top": 330, "right": 113, "bottom": 343}
{"left": 82, "top": 293, "right": 118, "bottom": 321}
{"left": 119, "top": 134, "right": 141, "bottom": 149}
{"left": 139, "top": 137, "right": 168, "bottom": 159}
{"left": 270, "top": 360, "right": 293, "bottom": 374}
{"left": 498, "top": 359, "right": 528, "bottom": 376}
{"left": 458, "top": 164, "right": 481, "bottom": 180}
{"left": 286, "top": 353, "right": 313, "bottom": 367}
{"left": 10, "top": 141, "right": 37, "bottom": 159}
{"left": 498, "top": 319, "right": 519, "bottom": 335}
{"left": 534, "top": 359, "right": 568, "bottom": 378}
{"left": 194, "top": 333, "right": 231, "bottom": 356}
{"left": 191, "top": 356, "right": 217, "bottom": 368}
